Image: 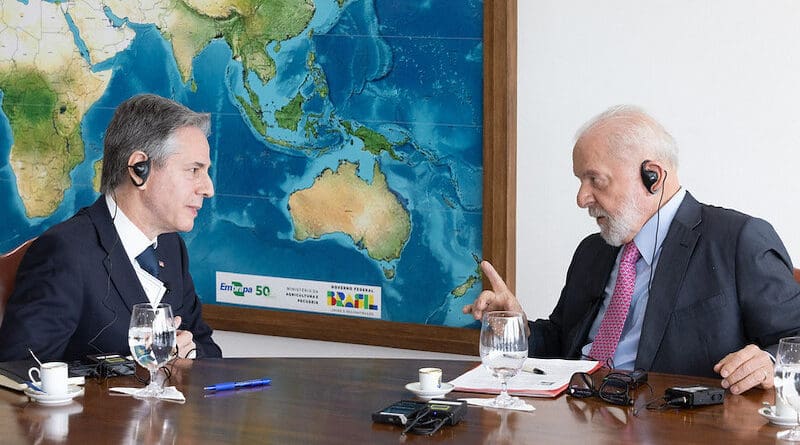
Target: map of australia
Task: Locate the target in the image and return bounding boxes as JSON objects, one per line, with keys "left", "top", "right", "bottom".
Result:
{"left": 0, "top": 0, "right": 484, "bottom": 327}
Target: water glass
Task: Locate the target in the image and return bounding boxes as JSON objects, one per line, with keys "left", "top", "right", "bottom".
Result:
{"left": 128, "top": 303, "right": 176, "bottom": 397}
{"left": 479, "top": 310, "right": 528, "bottom": 408}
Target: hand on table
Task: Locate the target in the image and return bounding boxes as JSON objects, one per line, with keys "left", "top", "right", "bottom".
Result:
{"left": 713, "top": 344, "right": 773, "bottom": 394}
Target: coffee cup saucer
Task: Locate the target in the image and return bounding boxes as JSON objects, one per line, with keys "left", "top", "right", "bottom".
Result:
{"left": 24, "top": 385, "right": 84, "bottom": 406}
{"left": 405, "top": 382, "right": 455, "bottom": 400}
{"left": 759, "top": 405, "right": 799, "bottom": 426}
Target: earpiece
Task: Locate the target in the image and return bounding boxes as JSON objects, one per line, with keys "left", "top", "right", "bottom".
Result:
{"left": 128, "top": 157, "right": 151, "bottom": 187}
{"left": 640, "top": 160, "right": 658, "bottom": 194}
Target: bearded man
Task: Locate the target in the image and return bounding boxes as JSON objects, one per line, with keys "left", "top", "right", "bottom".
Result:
{"left": 464, "top": 105, "right": 800, "bottom": 394}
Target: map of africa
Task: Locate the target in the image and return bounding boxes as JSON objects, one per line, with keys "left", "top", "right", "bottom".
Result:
{"left": 0, "top": 0, "right": 483, "bottom": 327}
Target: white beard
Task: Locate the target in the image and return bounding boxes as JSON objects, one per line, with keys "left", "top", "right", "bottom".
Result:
{"left": 588, "top": 195, "right": 643, "bottom": 246}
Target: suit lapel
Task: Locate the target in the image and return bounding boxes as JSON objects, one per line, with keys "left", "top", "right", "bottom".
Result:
{"left": 87, "top": 197, "right": 148, "bottom": 313}
{"left": 635, "top": 192, "right": 702, "bottom": 370}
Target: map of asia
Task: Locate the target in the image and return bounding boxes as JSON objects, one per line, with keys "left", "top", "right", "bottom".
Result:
{"left": 0, "top": 0, "right": 483, "bottom": 327}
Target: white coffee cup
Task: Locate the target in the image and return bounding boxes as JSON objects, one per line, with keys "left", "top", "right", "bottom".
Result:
{"left": 419, "top": 367, "right": 442, "bottom": 392}
{"left": 776, "top": 394, "right": 798, "bottom": 418}
{"left": 28, "top": 362, "right": 69, "bottom": 396}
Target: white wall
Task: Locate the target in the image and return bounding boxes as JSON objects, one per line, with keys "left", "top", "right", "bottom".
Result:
{"left": 517, "top": 0, "right": 800, "bottom": 319}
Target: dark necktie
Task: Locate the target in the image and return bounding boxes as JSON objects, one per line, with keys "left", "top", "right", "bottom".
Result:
{"left": 136, "top": 245, "right": 159, "bottom": 278}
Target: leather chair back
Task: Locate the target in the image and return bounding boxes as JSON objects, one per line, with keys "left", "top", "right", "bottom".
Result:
{"left": 0, "top": 239, "right": 34, "bottom": 326}
{"left": 795, "top": 268, "right": 800, "bottom": 285}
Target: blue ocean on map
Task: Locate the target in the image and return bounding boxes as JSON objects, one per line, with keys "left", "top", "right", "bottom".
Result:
{"left": 0, "top": 0, "right": 483, "bottom": 327}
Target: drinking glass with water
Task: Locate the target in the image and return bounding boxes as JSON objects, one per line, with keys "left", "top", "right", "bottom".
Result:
{"left": 128, "top": 303, "right": 176, "bottom": 397}
{"left": 775, "top": 336, "right": 800, "bottom": 441}
{"left": 479, "top": 310, "right": 528, "bottom": 408}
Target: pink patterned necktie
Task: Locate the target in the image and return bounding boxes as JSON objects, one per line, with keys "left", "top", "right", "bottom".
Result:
{"left": 589, "top": 241, "right": 641, "bottom": 364}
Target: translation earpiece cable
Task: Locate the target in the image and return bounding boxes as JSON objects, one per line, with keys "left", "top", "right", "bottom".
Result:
{"left": 648, "top": 170, "right": 667, "bottom": 297}
{"left": 87, "top": 193, "right": 121, "bottom": 354}
{"left": 86, "top": 240, "right": 119, "bottom": 354}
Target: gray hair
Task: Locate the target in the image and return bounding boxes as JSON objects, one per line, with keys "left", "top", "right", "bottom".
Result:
{"left": 575, "top": 105, "right": 679, "bottom": 170}
{"left": 100, "top": 94, "right": 211, "bottom": 193}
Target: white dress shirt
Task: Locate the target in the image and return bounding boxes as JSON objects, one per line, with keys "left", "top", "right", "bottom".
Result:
{"left": 105, "top": 194, "right": 167, "bottom": 306}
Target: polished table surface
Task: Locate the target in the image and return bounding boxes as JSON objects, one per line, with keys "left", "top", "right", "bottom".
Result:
{"left": 0, "top": 358, "right": 787, "bottom": 444}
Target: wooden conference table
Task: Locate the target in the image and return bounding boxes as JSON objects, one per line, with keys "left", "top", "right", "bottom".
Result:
{"left": 0, "top": 358, "right": 787, "bottom": 444}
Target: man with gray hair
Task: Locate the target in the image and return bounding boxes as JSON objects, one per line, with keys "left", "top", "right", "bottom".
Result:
{"left": 464, "top": 105, "right": 800, "bottom": 394}
{"left": 0, "top": 94, "right": 222, "bottom": 361}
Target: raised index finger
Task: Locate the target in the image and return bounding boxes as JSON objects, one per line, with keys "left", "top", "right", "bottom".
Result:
{"left": 481, "top": 260, "right": 510, "bottom": 294}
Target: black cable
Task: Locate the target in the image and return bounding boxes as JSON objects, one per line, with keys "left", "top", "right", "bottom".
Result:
{"left": 411, "top": 417, "right": 448, "bottom": 436}
{"left": 404, "top": 415, "right": 447, "bottom": 436}
{"left": 631, "top": 382, "right": 654, "bottom": 416}
{"left": 645, "top": 395, "right": 688, "bottom": 411}
{"left": 647, "top": 170, "right": 667, "bottom": 297}
{"left": 401, "top": 406, "right": 430, "bottom": 435}
{"left": 87, "top": 198, "right": 120, "bottom": 355}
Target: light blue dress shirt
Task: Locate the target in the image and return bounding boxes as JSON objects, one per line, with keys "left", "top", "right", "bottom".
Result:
{"left": 580, "top": 188, "right": 687, "bottom": 370}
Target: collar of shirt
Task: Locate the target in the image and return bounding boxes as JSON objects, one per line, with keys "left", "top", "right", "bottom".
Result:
{"left": 105, "top": 194, "right": 158, "bottom": 265}
{"left": 105, "top": 195, "right": 167, "bottom": 305}
{"left": 633, "top": 187, "right": 687, "bottom": 266}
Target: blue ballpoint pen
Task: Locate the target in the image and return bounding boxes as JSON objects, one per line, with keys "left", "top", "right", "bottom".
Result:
{"left": 204, "top": 378, "right": 271, "bottom": 391}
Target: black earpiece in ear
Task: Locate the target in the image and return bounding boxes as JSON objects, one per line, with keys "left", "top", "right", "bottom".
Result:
{"left": 128, "top": 157, "right": 151, "bottom": 187}
{"left": 640, "top": 160, "right": 658, "bottom": 194}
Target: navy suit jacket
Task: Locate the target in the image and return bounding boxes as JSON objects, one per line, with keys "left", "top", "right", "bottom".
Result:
{"left": 0, "top": 197, "right": 222, "bottom": 361}
{"left": 530, "top": 192, "right": 800, "bottom": 377}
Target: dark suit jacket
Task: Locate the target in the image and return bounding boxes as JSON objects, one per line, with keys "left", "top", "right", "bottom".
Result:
{"left": 0, "top": 197, "right": 222, "bottom": 361}
{"left": 530, "top": 192, "right": 800, "bottom": 377}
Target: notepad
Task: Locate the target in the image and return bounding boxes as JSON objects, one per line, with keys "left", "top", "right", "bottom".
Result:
{"left": 0, "top": 359, "right": 86, "bottom": 392}
{"left": 450, "top": 358, "right": 602, "bottom": 398}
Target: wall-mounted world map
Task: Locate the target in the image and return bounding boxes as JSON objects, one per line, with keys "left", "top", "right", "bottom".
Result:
{"left": 0, "top": 0, "right": 483, "bottom": 326}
